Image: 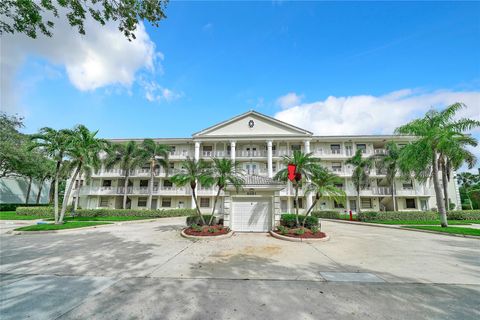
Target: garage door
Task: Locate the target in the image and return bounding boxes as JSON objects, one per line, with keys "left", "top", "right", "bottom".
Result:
{"left": 232, "top": 198, "right": 272, "bottom": 232}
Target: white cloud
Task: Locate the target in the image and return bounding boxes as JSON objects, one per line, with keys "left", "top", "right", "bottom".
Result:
{"left": 142, "top": 80, "right": 183, "bottom": 103}
{"left": 0, "top": 13, "right": 177, "bottom": 113}
{"left": 276, "top": 92, "right": 303, "bottom": 109}
{"left": 274, "top": 89, "right": 480, "bottom": 136}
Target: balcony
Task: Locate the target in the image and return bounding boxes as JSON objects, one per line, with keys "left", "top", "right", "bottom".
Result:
{"left": 202, "top": 150, "right": 228, "bottom": 158}
{"left": 235, "top": 150, "right": 268, "bottom": 158}
{"left": 169, "top": 150, "right": 190, "bottom": 159}
{"left": 374, "top": 149, "right": 387, "bottom": 155}
{"left": 92, "top": 168, "right": 169, "bottom": 178}
{"left": 80, "top": 186, "right": 191, "bottom": 196}
{"left": 313, "top": 149, "right": 345, "bottom": 158}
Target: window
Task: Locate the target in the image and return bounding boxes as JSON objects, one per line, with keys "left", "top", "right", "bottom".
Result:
{"left": 293, "top": 198, "right": 304, "bottom": 209}
{"left": 138, "top": 197, "right": 147, "bottom": 207}
{"left": 170, "top": 146, "right": 176, "bottom": 154}
{"left": 162, "top": 197, "right": 171, "bottom": 208}
{"left": 332, "top": 162, "right": 342, "bottom": 172}
{"left": 406, "top": 198, "right": 416, "bottom": 209}
{"left": 140, "top": 180, "right": 148, "bottom": 187}
{"left": 99, "top": 198, "right": 109, "bottom": 207}
{"left": 291, "top": 144, "right": 301, "bottom": 151}
{"left": 163, "top": 180, "right": 173, "bottom": 187}
{"left": 403, "top": 181, "right": 413, "bottom": 189}
{"left": 361, "top": 198, "right": 372, "bottom": 209}
{"left": 334, "top": 200, "right": 344, "bottom": 208}
{"left": 203, "top": 146, "right": 213, "bottom": 151}
{"left": 247, "top": 189, "right": 256, "bottom": 195}
{"left": 102, "top": 180, "right": 112, "bottom": 187}
{"left": 200, "top": 197, "right": 210, "bottom": 208}
{"left": 272, "top": 164, "right": 277, "bottom": 172}
{"left": 356, "top": 144, "right": 367, "bottom": 153}
{"left": 169, "top": 163, "right": 175, "bottom": 170}
{"left": 74, "top": 180, "right": 84, "bottom": 188}
{"left": 177, "top": 201, "right": 184, "bottom": 209}
{"left": 334, "top": 183, "right": 344, "bottom": 189}
{"left": 420, "top": 199, "right": 428, "bottom": 211}
{"left": 330, "top": 144, "right": 341, "bottom": 154}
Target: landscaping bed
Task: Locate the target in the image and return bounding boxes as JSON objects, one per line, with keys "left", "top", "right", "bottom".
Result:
{"left": 183, "top": 224, "right": 230, "bottom": 237}
{"left": 273, "top": 227, "right": 327, "bottom": 239}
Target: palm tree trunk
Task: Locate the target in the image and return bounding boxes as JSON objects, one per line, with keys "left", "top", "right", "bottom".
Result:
{"left": 432, "top": 153, "right": 448, "bottom": 227}
{"left": 36, "top": 177, "right": 46, "bottom": 204}
{"left": 59, "top": 165, "right": 81, "bottom": 223}
{"left": 74, "top": 176, "right": 81, "bottom": 211}
{"left": 49, "top": 179, "right": 55, "bottom": 204}
{"left": 123, "top": 172, "right": 129, "bottom": 209}
{"left": 357, "top": 186, "right": 361, "bottom": 214}
{"left": 54, "top": 160, "right": 62, "bottom": 223}
{"left": 302, "top": 195, "right": 319, "bottom": 227}
{"left": 147, "top": 160, "right": 155, "bottom": 209}
{"left": 441, "top": 164, "right": 449, "bottom": 212}
{"left": 391, "top": 180, "right": 396, "bottom": 211}
{"left": 25, "top": 176, "right": 33, "bottom": 204}
{"left": 191, "top": 187, "right": 206, "bottom": 225}
{"left": 294, "top": 183, "right": 300, "bottom": 227}
{"left": 208, "top": 186, "right": 223, "bottom": 225}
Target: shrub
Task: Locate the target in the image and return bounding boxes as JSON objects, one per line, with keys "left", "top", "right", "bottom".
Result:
{"left": 357, "top": 211, "right": 438, "bottom": 222}
{"left": 295, "top": 228, "right": 305, "bottom": 235}
{"left": 446, "top": 210, "right": 480, "bottom": 220}
{"left": 1, "top": 203, "right": 49, "bottom": 212}
{"left": 191, "top": 224, "right": 202, "bottom": 232}
{"left": 310, "top": 225, "right": 319, "bottom": 234}
{"left": 208, "top": 227, "right": 216, "bottom": 233}
{"left": 16, "top": 207, "right": 196, "bottom": 218}
{"left": 311, "top": 211, "right": 340, "bottom": 219}
{"left": 277, "top": 225, "right": 288, "bottom": 234}
{"left": 281, "top": 214, "right": 318, "bottom": 228}
{"left": 186, "top": 215, "right": 215, "bottom": 226}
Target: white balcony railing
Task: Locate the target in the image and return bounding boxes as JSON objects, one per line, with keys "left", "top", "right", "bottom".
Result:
{"left": 374, "top": 149, "right": 387, "bottom": 155}
{"left": 169, "top": 150, "right": 190, "bottom": 159}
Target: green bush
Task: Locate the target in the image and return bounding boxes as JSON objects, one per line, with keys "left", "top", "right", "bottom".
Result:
{"left": 446, "top": 210, "right": 480, "bottom": 220}
{"left": 186, "top": 215, "right": 215, "bottom": 226}
{"left": 1, "top": 203, "right": 50, "bottom": 212}
{"left": 295, "top": 228, "right": 305, "bottom": 235}
{"left": 356, "top": 210, "right": 480, "bottom": 222}
{"left": 281, "top": 214, "right": 318, "bottom": 228}
{"left": 312, "top": 211, "right": 340, "bottom": 219}
{"left": 310, "top": 225, "right": 319, "bottom": 234}
{"left": 16, "top": 207, "right": 195, "bottom": 218}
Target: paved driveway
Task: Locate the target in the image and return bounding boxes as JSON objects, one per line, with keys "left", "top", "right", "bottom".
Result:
{"left": 1, "top": 218, "right": 479, "bottom": 319}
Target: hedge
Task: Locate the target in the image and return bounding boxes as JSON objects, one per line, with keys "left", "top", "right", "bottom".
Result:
{"left": 357, "top": 210, "right": 480, "bottom": 222}
{"left": 281, "top": 214, "right": 319, "bottom": 228}
{"left": 186, "top": 215, "right": 216, "bottom": 226}
{"left": 0, "top": 203, "right": 50, "bottom": 212}
{"left": 312, "top": 211, "right": 341, "bottom": 219}
{"left": 16, "top": 207, "right": 196, "bottom": 218}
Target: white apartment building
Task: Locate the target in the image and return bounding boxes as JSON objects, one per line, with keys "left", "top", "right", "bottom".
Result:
{"left": 73, "top": 111, "right": 461, "bottom": 232}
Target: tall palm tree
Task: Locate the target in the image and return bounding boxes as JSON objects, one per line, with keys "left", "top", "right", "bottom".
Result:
{"left": 30, "top": 127, "right": 73, "bottom": 223}
{"left": 373, "top": 141, "right": 401, "bottom": 211}
{"left": 395, "top": 102, "right": 480, "bottom": 227}
{"left": 205, "top": 158, "right": 245, "bottom": 225}
{"left": 170, "top": 158, "right": 211, "bottom": 225}
{"left": 142, "top": 139, "right": 170, "bottom": 210}
{"left": 35, "top": 158, "right": 56, "bottom": 205}
{"left": 104, "top": 141, "right": 147, "bottom": 209}
{"left": 274, "top": 150, "right": 320, "bottom": 226}
{"left": 346, "top": 149, "right": 373, "bottom": 214}
{"left": 302, "top": 166, "right": 346, "bottom": 227}
{"left": 438, "top": 132, "right": 477, "bottom": 211}
{"left": 59, "top": 125, "right": 109, "bottom": 223}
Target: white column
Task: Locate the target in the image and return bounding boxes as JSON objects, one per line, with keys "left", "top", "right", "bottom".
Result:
{"left": 304, "top": 140, "right": 311, "bottom": 153}
{"left": 230, "top": 141, "right": 236, "bottom": 163}
{"left": 194, "top": 141, "right": 201, "bottom": 161}
{"left": 304, "top": 140, "right": 312, "bottom": 210}
{"left": 267, "top": 140, "right": 273, "bottom": 178}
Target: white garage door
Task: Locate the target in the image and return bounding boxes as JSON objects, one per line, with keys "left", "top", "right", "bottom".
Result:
{"left": 232, "top": 198, "right": 272, "bottom": 232}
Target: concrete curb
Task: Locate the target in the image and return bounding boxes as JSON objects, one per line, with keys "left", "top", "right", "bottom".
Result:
{"left": 180, "top": 229, "right": 234, "bottom": 240}
{"left": 322, "top": 219, "right": 480, "bottom": 240}
{"left": 10, "top": 223, "right": 114, "bottom": 235}
{"left": 269, "top": 230, "right": 330, "bottom": 243}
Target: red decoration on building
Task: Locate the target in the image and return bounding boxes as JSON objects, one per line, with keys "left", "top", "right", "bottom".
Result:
{"left": 287, "top": 163, "right": 296, "bottom": 181}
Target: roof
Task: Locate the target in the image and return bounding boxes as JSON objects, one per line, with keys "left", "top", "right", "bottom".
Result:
{"left": 192, "top": 110, "right": 313, "bottom": 137}
{"left": 242, "top": 174, "right": 285, "bottom": 186}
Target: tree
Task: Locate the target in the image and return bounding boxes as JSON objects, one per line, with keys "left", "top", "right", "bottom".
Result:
{"left": 372, "top": 141, "right": 401, "bottom": 211}
{"left": 35, "top": 158, "right": 56, "bottom": 204}
{"left": 30, "top": 127, "right": 73, "bottom": 223}
{"left": 274, "top": 151, "right": 320, "bottom": 227}
{"left": 59, "top": 125, "right": 109, "bottom": 223}
{"left": 346, "top": 149, "right": 373, "bottom": 214}
{"left": 395, "top": 103, "right": 480, "bottom": 227}
{"left": 302, "top": 166, "right": 346, "bottom": 227}
{"left": 1, "top": 0, "right": 169, "bottom": 40}
{"left": 204, "top": 158, "right": 244, "bottom": 226}
{"left": 104, "top": 140, "right": 147, "bottom": 209}
{"left": 457, "top": 172, "right": 480, "bottom": 210}
{"left": 170, "top": 158, "right": 211, "bottom": 225}
{"left": 142, "top": 139, "right": 170, "bottom": 210}
{"left": 0, "top": 113, "right": 26, "bottom": 178}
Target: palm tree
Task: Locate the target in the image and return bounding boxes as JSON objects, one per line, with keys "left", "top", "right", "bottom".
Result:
{"left": 302, "top": 166, "right": 346, "bottom": 227}
{"left": 438, "top": 132, "right": 478, "bottom": 211}
{"left": 457, "top": 172, "right": 479, "bottom": 210}
{"left": 35, "top": 158, "right": 56, "bottom": 205}
{"left": 142, "top": 139, "right": 170, "bottom": 210}
{"left": 346, "top": 149, "right": 373, "bottom": 214}
{"left": 205, "top": 158, "right": 245, "bottom": 225}
{"left": 274, "top": 150, "right": 320, "bottom": 226}
{"left": 373, "top": 141, "right": 401, "bottom": 211}
{"left": 170, "top": 158, "right": 211, "bottom": 225}
{"left": 59, "top": 125, "right": 109, "bottom": 223}
{"left": 395, "top": 102, "right": 480, "bottom": 227}
{"left": 30, "top": 128, "right": 73, "bottom": 223}
{"left": 104, "top": 141, "right": 147, "bottom": 209}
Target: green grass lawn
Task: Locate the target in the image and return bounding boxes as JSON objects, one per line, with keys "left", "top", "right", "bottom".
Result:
{"left": 370, "top": 220, "right": 480, "bottom": 225}
{"left": 14, "top": 221, "right": 111, "bottom": 231}
{"left": 404, "top": 226, "right": 480, "bottom": 236}
{"left": 0, "top": 211, "right": 46, "bottom": 220}
{"left": 46, "top": 216, "right": 159, "bottom": 222}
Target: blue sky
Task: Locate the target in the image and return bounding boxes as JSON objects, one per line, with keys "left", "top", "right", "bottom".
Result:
{"left": 3, "top": 1, "right": 479, "bottom": 143}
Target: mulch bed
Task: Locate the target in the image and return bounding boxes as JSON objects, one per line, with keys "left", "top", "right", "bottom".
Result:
{"left": 183, "top": 225, "right": 230, "bottom": 237}
{"left": 273, "top": 228, "right": 327, "bottom": 239}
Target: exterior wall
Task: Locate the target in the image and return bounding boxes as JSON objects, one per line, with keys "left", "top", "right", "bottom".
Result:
{"left": 0, "top": 177, "right": 51, "bottom": 204}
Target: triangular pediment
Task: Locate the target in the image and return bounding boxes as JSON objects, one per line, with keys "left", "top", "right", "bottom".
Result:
{"left": 193, "top": 111, "right": 312, "bottom": 138}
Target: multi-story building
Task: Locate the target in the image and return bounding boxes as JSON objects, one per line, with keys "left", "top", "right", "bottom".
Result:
{"left": 72, "top": 111, "right": 461, "bottom": 232}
